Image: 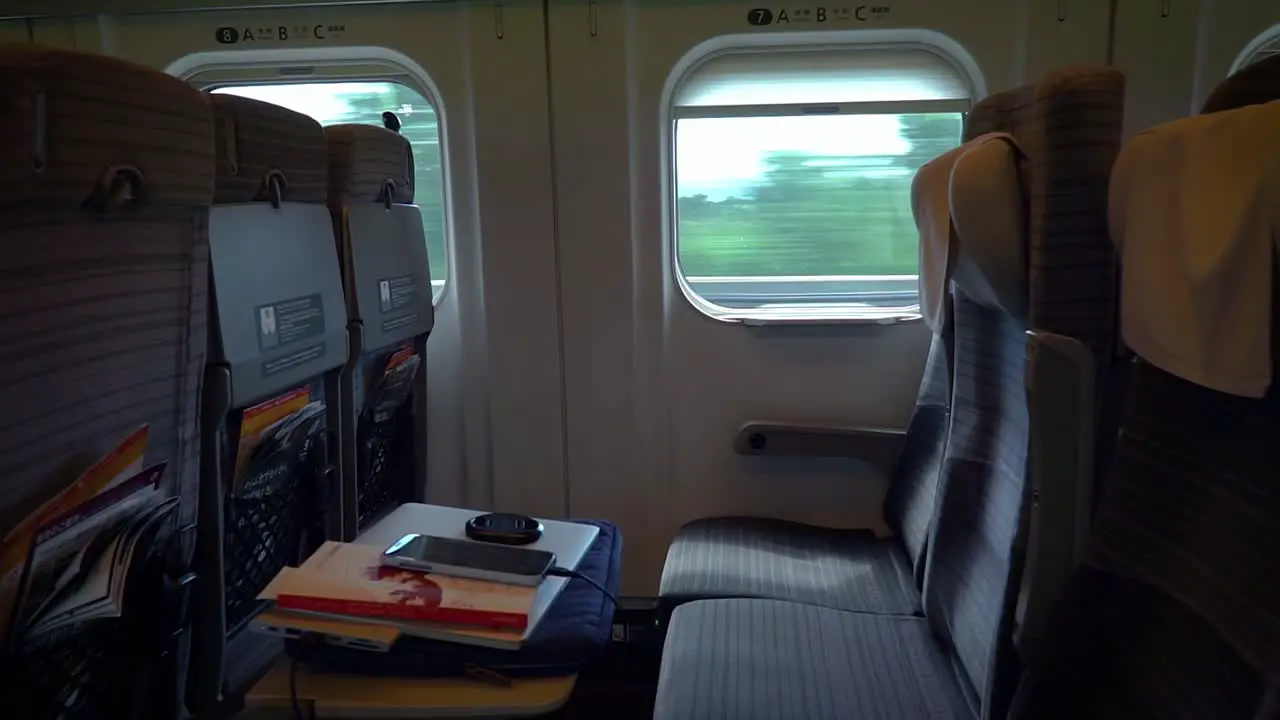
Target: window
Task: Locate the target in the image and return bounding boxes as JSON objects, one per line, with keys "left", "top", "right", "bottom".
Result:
{"left": 671, "top": 47, "right": 968, "bottom": 321}
{"left": 212, "top": 82, "right": 448, "bottom": 300}
{"left": 1239, "top": 31, "right": 1280, "bottom": 70}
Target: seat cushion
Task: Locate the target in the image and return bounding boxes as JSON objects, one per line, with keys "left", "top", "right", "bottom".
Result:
{"left": 659, "top": 517, "right": 921, "bottom": 615}
{"left": 654, "top": 598, "right": 973, "bottom": 720}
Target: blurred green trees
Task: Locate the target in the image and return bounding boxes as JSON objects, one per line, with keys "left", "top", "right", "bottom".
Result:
{"left": 677, "top": 113, "right": 963, "bottom": 277}
{"left": 311, "top": 81, "right": 963, "bottom": 284}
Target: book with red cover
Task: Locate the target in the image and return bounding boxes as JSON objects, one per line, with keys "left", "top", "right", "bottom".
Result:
{"left": 268, "top": 541, "right": 535, "bottom": 630}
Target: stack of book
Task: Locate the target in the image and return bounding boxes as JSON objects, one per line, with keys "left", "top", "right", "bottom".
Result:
{"left": 253, "top": 541, "right": 545, "bottom": 651}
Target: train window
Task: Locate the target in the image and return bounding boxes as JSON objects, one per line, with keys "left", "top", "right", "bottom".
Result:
{"left": 671, "top": 47, "right": 968, "bottom": 321}
{"left": 212, "top": 82, "right": 448, "bottom": 300}
{"left": 1237, "top": 31, "right": 1279, "bottom": 70}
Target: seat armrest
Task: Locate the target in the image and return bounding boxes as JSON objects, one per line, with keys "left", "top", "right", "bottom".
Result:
{"left": 734, "top": 422, "right": 906, "bottom": 468}
{"left": 1016, "top": 329, "right": 1097, "bottom": 656}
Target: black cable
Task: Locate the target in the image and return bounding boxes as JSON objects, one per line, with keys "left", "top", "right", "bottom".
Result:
{"left": 290, "top": 635, "right": 321, "bottom": 720}
{"left": 289, "top": 653, "right": 304, "bottom": 720}
{"left": 547, "top": 566, "right": 618, "bottom": 609}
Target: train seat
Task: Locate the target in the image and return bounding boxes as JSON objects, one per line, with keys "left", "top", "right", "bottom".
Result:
{"left": 657, "top": 67, "right": 1125, "bottom": 625}
{"left": 1009, "top": 72, "right": 1280, "bottom": 720}
{"left": 652, "top": 66, "right": 1125, "bottom": 720}
{"left": 658, "top": 140, "right": 968, "bottom": 617}
{"left": 187, "top": 93, "right": 349, "bottom": 711}
{"left": 324, "top": 122, "right": 434, "bottom": 536}
{"left": 655, "top": 127, "right": 1030, "bottom": 720}
{"left": 0, "top": 43, "right": 214, "bottom": 716}
{"left": 0, "top": 44, "right": 213, "bottom": 545}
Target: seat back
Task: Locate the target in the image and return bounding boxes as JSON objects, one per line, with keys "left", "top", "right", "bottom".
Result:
{"left": 324, "top": 122, "right": 433, "bottom": 536}
{"left": 0, "top": 45, "right": 213, "bottom": 716}
{"left": 920, "top": 68, "right": 1125, "bottom": 719}
{"left": 187, "top": 94, "right": 348, "bottom": 711}
{"left": 967, "top": 69, "right": 1127, "bottom": 665}
{"left": 1010, "top": 67, "right": 1280, "bottom": 720}
{"left": 881, "top": 140, "right": 967, "bottom": 580}
{"left": 880, "top": 333, "right": 948, "bottom": 579}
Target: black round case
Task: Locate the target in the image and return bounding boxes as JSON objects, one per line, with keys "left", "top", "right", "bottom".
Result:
{"left": 465, "top": 512, "right": 544, "bottom": 545}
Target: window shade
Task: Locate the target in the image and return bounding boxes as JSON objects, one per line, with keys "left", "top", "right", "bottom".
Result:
{"left": 674, "top": 47, "right": 971, "bottom": 108}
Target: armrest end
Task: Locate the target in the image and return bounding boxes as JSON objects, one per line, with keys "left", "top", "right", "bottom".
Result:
{"left": 735, "top": 422, "right": 906, "bottom": 468}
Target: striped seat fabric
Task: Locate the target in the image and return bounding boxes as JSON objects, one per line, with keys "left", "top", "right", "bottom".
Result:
{"left": 658, "top": 233, "right": 952, "bottom": 617}
{"left": 324, "top": 123, "right": 433, "bottom": 534}
{"left": 653, "top": 66, "right": 1125, "bottom": 720}
{"left": 0, "top": 45, "right": 213, "bottom": 717}
{"left": 187, "top": 94, "right": 345, "bottom": 711}
{"left": 964, "top": 66, "right": 1126, "bottom": 659}
{"left": 0, "top": 46, "right": 212, "bottom": 551}
{"left": 662, "top": 122, "right": 959, "bottom": 616}
{"left": 1009, "top": 59, "right": 1280, "bottom": 720}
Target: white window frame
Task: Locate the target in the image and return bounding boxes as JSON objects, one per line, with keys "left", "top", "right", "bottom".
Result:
{"left": 664, "top": 37, "right": 980, "bottom": 326}
{"left": 167, "top": 47, "right": 453, "bottom": 305}
{"left": 1230, "top": 25, "right": 1280, "bottom": 75}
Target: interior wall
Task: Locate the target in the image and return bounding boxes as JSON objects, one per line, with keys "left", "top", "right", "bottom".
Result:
{"left": 1113, "top": 0, "right": 1203, "bottom": 138}
{"left": 1114, "top": 0, "right": 1280, "bottom": 137}
{"left": 548, "top": 0, "right": 1113, "bottom": 593}
{"left": 11, "top": 0, "right": 1280, "bottom": 595}
{"left": 1189, "top": 0, "right": 1280, "bottom": 108}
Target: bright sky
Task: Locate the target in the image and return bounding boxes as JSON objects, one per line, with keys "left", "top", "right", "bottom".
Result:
{"left": 215, "top": 83, "right": 911, "bottom": 201}
{"left": 677, "top": 114, "right": 908, "bottom": 199}
{"left": 212, "top": 82, "right": 396, "bottom": 124}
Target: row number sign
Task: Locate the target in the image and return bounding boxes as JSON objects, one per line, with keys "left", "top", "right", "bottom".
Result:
{"left": 747, "top": 5, "right": 891, "bottom": 25}
{"left": 215, "top": 24, "right": 348, "bottom": 44}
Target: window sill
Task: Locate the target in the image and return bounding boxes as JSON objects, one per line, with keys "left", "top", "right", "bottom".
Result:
{"left": 720, "top": 307, "right": 923, "bottom": 327}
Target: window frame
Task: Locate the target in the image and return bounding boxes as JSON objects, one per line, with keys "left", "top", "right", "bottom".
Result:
{"left": 175, "top": 55, "right": 453, "bottom": 305}
{"left": 1230, "top": 25, "right": 1280, "bottom": 75}
{"left": 666, "top": 42, "right": 975, "bottom": 326}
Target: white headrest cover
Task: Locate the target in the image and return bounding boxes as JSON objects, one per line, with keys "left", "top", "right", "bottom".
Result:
{"left": 1110, "top": 100, "right": 1280, "bottom": 398}
{"left": 912, "top": 145, "right": 967, "bottom": 333}
{"left": 949, "top": 133, "right": 1029, "bottom": 322}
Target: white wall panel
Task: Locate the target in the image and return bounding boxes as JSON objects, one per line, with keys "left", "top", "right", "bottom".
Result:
{"left": 1113, "top": 0, "right": 1200, "bottom": 138}
{"left": 1114, "top": 0, "right": 1279, "bottom": 137}
{"left": 1190, "top": 1, "right": 1280, "bottom": 107}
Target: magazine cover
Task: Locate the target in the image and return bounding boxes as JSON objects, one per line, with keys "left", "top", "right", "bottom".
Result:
{"left": 22, "top": 495, "right": 178, "bottom": 642}
{"left": 366, "top": 345, "right": 420, "bottom": 424}
{"left": 0, "top": 427, "right": 153, "bottom": 643}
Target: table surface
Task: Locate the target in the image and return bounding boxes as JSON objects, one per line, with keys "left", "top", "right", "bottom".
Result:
{"left": 246, "top": 659, "right": 578, "bottom": 718}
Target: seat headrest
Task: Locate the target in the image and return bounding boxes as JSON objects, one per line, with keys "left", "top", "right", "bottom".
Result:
{"left": 1110, "top": 100, "right": 1280, "bottom": 398}
{"left": 1201, "top": 53, "right": 1280, "bottom": 114}
{"left": 324, "top": 123, "right": 415, "bottom": 206}
{"left": 209, "top": 93, "right": 328, "bottom": 205}
{"left": 949, "top": 133, "right": 1029, "bottom": 323}
{"left": 912, "top": 145, "right": 968, "bottom": 333}
{"left": 0, "top": 43, "right": 215, "bottom": 208}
